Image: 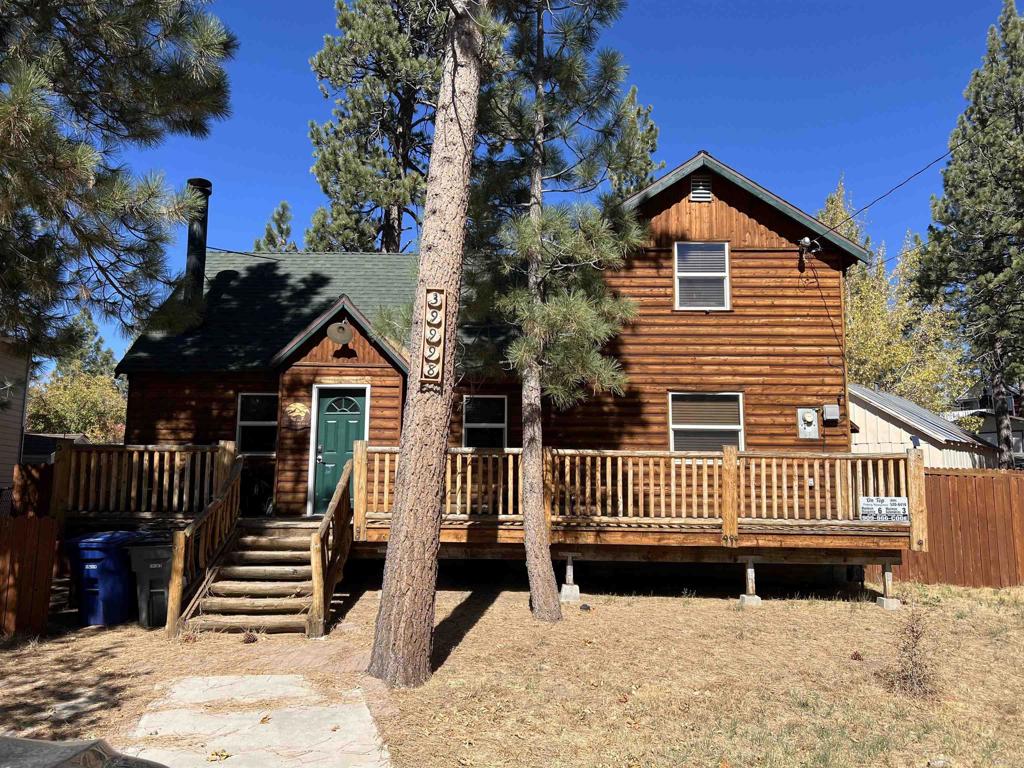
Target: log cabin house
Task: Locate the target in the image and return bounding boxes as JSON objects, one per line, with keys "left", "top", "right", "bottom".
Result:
{"left": 52, "top": 152, "right": 927, "bottom": 634}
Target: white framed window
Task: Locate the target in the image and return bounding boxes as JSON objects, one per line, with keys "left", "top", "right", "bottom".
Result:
{"left": 668, "top": 392, "right": 744, "bottom": 451}
{"left": 237, "top": 393, "right": 279, "bottom": 455}
{"left": 675, "top": 241, "right": 730, "bottom": 310}
{"left": 463, "top": 395, "right": 507, "bottom": 448}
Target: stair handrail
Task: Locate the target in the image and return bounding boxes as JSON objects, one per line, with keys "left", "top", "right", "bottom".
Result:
{"left": 165, "top": 456, "right": 245, "bottom": 636}
{"left": 307, "top": 459, "right": 354, "bottom": 637}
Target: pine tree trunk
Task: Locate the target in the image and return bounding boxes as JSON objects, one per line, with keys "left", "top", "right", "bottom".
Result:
{"left": 368, "top": 1, "right": 487, "bottom": 688}
{"left": 520, "top": 1, "right": 562, "bottom": 622}
{"left": 381, "top": 205, "right": 402, "bottom": 253}
{"left": 991, "top": 338, "right": 1014, "bottom": 469}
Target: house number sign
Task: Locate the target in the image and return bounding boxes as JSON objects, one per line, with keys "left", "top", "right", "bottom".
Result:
{"left": 419, "top": 288, "right": 446, "bottom": 386}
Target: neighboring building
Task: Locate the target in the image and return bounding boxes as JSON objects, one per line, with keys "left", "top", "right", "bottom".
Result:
{"left": 946, "top": 382, "right": 1024, "bottom": 464}
{"left": 21, "top": 432, "right": 90, "bottom": 464}
{"left": 849, "top": 384, "right": 996, "bottom": 469}
{"left": 0, "top": 339, "right": 30, "bottom": 493}
{"left": 118, "top": 152, "right": 870, "bottom": 516}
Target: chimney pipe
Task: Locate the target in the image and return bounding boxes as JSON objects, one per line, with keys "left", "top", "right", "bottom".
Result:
{"left": 184, "top": 177, "right": 212, "bottom": 307}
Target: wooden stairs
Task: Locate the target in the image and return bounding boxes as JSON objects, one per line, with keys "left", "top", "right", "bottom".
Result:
{"left": 184, "top": 520, "right": 324, "bottom": 635}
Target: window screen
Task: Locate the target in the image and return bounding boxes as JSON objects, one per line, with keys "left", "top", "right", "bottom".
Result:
{"left": 463, "top": 396, "right": 507, "bottom": 448}
{"left": 237, "top": 393, "right": 279, "bottom": 455}
{"left": 669, "top": 393, "right": 743, "bottom": 451}
{"left": 675, "top": 242, "right": 729, "bottom": 310}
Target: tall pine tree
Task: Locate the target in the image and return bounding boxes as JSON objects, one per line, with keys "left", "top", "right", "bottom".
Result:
{"left": 473, "top": 0, "right": 659, "bottom": 620}
{"left": 368, "top": 0, "right": 492, "bottom": 688}
{"left": 254, "top": 202, "right": 299, "bottom": 252}
{"left": 917, "top": 0, "right": 1024, "bottom": 467}
{"left": 0, "top": 1, "right": 237, "bottom": 356}
{"left": 306, "top": 0, "right": 446, "bottom": 252}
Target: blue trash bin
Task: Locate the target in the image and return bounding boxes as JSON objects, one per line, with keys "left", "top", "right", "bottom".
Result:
{"left": 67, "top": 531, "right": 148, "bottom": 626}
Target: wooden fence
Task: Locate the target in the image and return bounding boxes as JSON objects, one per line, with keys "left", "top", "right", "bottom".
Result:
{"left": 0, "top": 516, "right": 57, "bottom": 635}
{"left": 887, "top": 469, "right": 1024, "bottom": 587}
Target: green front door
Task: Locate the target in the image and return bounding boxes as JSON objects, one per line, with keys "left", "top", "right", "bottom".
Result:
{"left": 313, "top": 388, "right": 366, "bottom": 515}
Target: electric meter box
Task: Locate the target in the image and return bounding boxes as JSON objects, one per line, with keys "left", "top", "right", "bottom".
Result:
{"left": 797, "top": 408, "right": 820, "bottom": 439}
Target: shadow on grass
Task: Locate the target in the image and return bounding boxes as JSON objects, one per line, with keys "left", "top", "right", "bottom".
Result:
{"left": 431, "top": 586, "right": 501, "bottom": 671}
{"left": 0, "top": 628, "right": 147, "bottom": 738}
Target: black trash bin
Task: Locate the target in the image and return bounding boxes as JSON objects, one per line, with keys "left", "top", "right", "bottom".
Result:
{"left": 127, "top": 537, "right": 174, "bottom": 629}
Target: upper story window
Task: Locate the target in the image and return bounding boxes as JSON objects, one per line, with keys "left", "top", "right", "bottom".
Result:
{"left": 669, "top": 392, "right": 744, "bottom": 451}
{"left": 675, "top": 242, "right": 730, "bottom": 310}
{"left": 463, "top": 395, "right": 507, "bottom": 448}
{"left": 237, "top": 393, "right": 279, "bottom": 455}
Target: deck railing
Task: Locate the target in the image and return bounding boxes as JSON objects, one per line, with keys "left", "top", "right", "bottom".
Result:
{"left": 550, "top": 449, "right": 725, "bottom": 521}
{"left": 357, "top": 443, "right": 928, "bottom": 551}
{"left": 308, "top": 459, "right": 354, "bottom": 638}
{"left": 365, "top": 446, "right": 524, "bottom": 518}
{"left": 165, "top": 453, "right": 244, "bottom": 636}
{"left": 54, "top": 442, "right": 234, "bottom": 518}
{"left": 738, "top": 452, "right": 909, "bottom": 521}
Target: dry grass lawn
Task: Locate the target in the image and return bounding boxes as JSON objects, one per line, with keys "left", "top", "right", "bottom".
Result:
{"left": 2, "top": 562, "right": 1023, "bottom": 768}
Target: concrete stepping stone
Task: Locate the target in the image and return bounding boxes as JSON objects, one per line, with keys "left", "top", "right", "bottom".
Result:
{"left": 123, "top": 675, "right": 389, "bottom": 767}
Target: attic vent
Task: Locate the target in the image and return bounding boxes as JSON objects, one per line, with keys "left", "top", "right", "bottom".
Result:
{"left": 690, "top": 174, "right": 712, "bottom": 202}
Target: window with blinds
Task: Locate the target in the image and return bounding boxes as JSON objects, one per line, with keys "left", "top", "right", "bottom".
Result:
{"left": 675, "top": 242, "right": 730, "bottom": 310}
{"left": 669, "top": 392, "right": 744, "bottom": 451}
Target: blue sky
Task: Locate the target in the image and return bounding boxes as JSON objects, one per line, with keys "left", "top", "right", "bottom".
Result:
{"left": 107, "top": 0, "right": 1004, "bottom": 356}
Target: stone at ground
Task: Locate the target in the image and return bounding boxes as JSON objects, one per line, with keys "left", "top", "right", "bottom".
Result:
{"left": 877, "top": 597, "right": 902, "bottom": 610}
{"left": 559, "top": 583, "right": 581, "bottom": 603}
{"left": 123, "top": 675, "right": 389, "bottom": 768}
{"left": 738, "top": 594, "right": 762, "bottom": 607}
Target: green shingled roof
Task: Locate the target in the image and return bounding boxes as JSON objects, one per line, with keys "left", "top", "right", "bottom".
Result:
{"left": 117, "top": 250, "right": 418, "bottom": 373}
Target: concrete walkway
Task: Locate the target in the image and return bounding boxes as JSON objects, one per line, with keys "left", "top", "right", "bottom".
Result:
{"left": 123, "top": 675, "right": 389, "bottom": 768}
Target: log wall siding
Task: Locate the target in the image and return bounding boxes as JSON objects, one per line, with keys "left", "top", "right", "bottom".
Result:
{"left": 125, "top": 372, "right": 279, "bottom": 445}
{"left": 274, "top": 311, "right": 405, "bottom": 515}
{"left": 546, "top": 173, "right": 853, "bottom": 452}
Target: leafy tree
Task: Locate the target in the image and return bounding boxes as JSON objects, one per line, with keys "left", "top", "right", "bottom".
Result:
{"left": 306, "top": 0, "right": 447, "bottom": 253}
{"left": 916, "top": 0, "right": 1024, "bottom": 466}
{"left": 468, "top": 0, "right": 658, "bottom": 620}
{"left": 253, "top": 201, "right": 299, "bottom": 252}
{"left": 27, "top": 311, "right": 125, "bottom": 442}
{"left": 27, "top": 367, "right": 126, "bottom": 443}
{"left": 817, "top": 181, "right": 974, "bottom": 414}
{"left": 0, "top": 1, "right": 237, "bottom": 358}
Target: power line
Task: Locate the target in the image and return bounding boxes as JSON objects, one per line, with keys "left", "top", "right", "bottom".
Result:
{"left": 812, "top": 127, "right": 989, "bottom": 251}
{"left": 207, "top": 246, "right": 282, "bottom": 262}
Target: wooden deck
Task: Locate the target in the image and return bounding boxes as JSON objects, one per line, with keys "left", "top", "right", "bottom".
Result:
{"left": 353, "top": 444, "right": 925, "bottom": 559}
{"left": 52, "top": 440, "right": 926, "bottom": 563}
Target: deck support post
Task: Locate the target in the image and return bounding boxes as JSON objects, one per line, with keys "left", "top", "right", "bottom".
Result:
{"left": 352, "top": 441, "right": 368, "bottom": 541}
{"left": 560, "top": 552, "right": 581, "bottom": 603}
{"left": 738, "top": 558, "right": 761, "bottom": 607}
{"left": 876, "top": 562, "right": 900, "bottom": 610}
{"left": 49, "top": 438, "right": 75, "bottom": 527}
